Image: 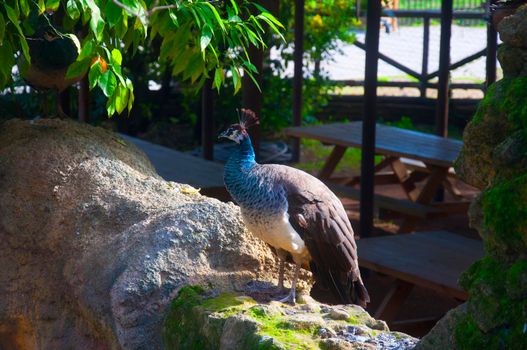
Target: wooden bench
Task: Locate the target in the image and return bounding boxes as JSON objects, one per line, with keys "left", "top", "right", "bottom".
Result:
{"left": 120, "top": 135, "right": 229, "bottom": 200}
{"left": 356, "top": 231, "right": 484, "bottom": 324}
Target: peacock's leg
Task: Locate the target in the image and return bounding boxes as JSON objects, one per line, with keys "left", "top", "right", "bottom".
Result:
{"left": 276, "top": 249, "right": 288, "bottom": 291}
{"left": 278, "top": 263, "right": 300, "bottom": 305}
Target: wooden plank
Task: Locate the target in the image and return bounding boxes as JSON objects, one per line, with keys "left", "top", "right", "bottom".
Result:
{"left": 329, "top": 184, "right": 440, "bottom": 218}
{"left": 119, "top": 134, "right": 226, "bottom": 190}
{"left": 285, "top": 122, "right": 462, "bottom": 168}
{"left": 357, "top": 231, "right": 484, "bottom": 300}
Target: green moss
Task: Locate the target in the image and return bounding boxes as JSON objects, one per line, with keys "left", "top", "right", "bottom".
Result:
{"left": 506, "top": 259, "right": 527, "bottom": 299}
{"left": 472, "top": 77, "right": 527, "bottom": 128}
{"left": 481, "top": 174, "right": 527, "bottom": 254}
{"left": 164, "top": 286, "right": 210, "bottom": 350}
{"left": 249, "top": 306, "right": 319, "bottom": 350}
{"left": 201, "top": 293, "right": 256, "bottom": 318}
{"left": 459, "top": 256, "right": 506, "bottom": 293}
{"left": 455, "top": 314, "right": 495, "bottom": 349}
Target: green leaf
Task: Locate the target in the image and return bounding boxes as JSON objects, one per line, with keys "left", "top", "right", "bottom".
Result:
{"left": 200, "top": 24, "right": 213, "bottom": 52}
{"left": 257, "top": 15, "right": 284, "bottom": 41}
{"left": 18, "top": 34, "right": 30, "bottom": 62}
{"left": 231, "top": 66, "right": 241, "bottom": 94}
{"left": 213, "top": 67, "right": 223, "bottom": 91}
{"left": 98, "top": 70, "right": 117, "bottom": 97}
{"left": 37, "top": 0, "right": 45, "bottom": 14}
{"left": 88, "top": 60, "right": 102, "bottom": 89}
{"left": 66, "top": 58, "right": 91, "bottom": 80}
{"left": 203, "top": 3, "right": 225, "bottom": 32}
{"left": 0, "top": 40, "right": 15, "bottom": 88}
{"left": 20, "top": 0, "right": 30, "bottom": 17}
{"left": 86, "top": 0, "right": 105, "bottom": 42}
{"left": 229, "top": 0, "right": 239, "bottom": 15}
{"left": 5, "top": 5, "right": 23, "bottom": 37}
{"left": 171, "top": 50, "right": 193, "bottom": 76}
{"left": 77, "top": 40, "right": 94, "bottom": 61}
{"left": 45, "top": 0, "right": 60, "bottom": 11}
{"left": 259, "top": 11, "right": 285, "bottom": 29}
{"left": 111, "top": 49, "right": 122, "bottom": 65}
{"left": 114, "top": 84, "right": 128, "bottom": 114}
{"left": 106, "top": 94, "right": 116, "bottom": 116}
{"left": 111, "top": 64, "right": 126, "bottom": 85}
{"left": 169, "top": 11, "right": 178, "bottom": 27}
{"left": 0, "top": 14, "right": 5, "bottom": 44}
{"left": 126, "top": 78, "right": 134, "bottom": 114}
{"left": 66, "top": 0, "right": 80, "bottom": 20}
{"left": 105, "top": 0, "right": 122, "bottom": 28}
{"left": 229, "top": 15, "right": 242, "bottom": 23}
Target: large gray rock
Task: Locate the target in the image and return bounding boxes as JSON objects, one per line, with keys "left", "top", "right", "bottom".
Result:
{"left": 0, "top": 119, "right": 308, "bottom": 349}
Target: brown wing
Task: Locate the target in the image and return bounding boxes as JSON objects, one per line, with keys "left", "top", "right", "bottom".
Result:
{"left": 264, "top": 165, "right": 370, "bottom": 306}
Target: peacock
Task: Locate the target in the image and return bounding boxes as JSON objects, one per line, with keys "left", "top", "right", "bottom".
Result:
{"left": 220, "top": 109, "right": 370, "bottom": 306}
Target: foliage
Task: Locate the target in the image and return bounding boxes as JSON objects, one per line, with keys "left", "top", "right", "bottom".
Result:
{"left": 0, "top": 0, "right": 283, "bottom": 115}
{"left": 277, "top": 0, "right": 358, "bottom": 74}
{"left": 213, "top": 1, "right": 360, "bottom": 135}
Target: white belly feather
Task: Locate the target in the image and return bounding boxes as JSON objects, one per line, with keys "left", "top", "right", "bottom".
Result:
{"left": 242, "top": 211, "right": 310, "bottom": 262}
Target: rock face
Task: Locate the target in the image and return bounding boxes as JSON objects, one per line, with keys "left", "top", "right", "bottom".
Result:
{"left": 164, "top": 286, "right": 418, "bottom": 350}
{"left": 418, "top": 5, "right": 527, "bottom": 350}
{"left": 0, "top": 119, "right": 310, "bottom": 349}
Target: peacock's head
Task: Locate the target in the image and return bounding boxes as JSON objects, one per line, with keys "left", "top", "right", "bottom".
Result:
{"left": 219, "top": 108, "right": 259, "bottom": 144}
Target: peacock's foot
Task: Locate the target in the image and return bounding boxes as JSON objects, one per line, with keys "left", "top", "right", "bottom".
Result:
{"left": 277, "top": 289, "right": 296, "bottom": 305}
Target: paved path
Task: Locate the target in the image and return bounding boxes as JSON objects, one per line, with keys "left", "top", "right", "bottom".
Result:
{"left": 274, "top": 25, "right": 501, "bottom": 82}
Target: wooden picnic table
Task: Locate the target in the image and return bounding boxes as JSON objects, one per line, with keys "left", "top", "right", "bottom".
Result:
{"left": 285, "top": 121, "right": 467, "bottom": 232}
{"left": 357, "top": 231, "right": 483, "bottom": 324}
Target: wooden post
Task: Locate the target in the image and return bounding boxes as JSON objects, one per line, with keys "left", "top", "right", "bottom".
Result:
{"left": 59, "top": 88, "right": 71, "bottom": 117}
{"left": 485, "top": 12, "right": 498, "bottom": 89}
{"left": 78, "top": 76, "right": 89, "bottom": 122}
{"left": 360, "top": 0, "right": 382, "bottom": 238}
{"left": 420, "top": 16, "right": 430, "bottom": 98}
{"left": 435, "top": 0, "right": 453, "bottom": 137}
{"left": 201, "top": 81, "right": 214, "bottom": 161}
{"left": 291, "top": 0, "right": 305, "bottom": 162}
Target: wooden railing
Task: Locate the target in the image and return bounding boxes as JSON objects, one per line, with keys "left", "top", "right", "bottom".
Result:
{"left": 346, "top": 8, "right": 497, "bottom": 97}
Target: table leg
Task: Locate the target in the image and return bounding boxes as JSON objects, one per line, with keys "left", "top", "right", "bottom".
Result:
{"left": 318, "top": 145, "right": 347, "bottom": 181}
{"left": 389, "top": 158, "right": 422, "bottom": 201}
{"left": 399, "top": 164, "right": 449, "bottom": 232}
{"left": 346, "top": 156, "right": 398, "bottom": 186}
{"left": 374, "top": 279, "right": 414, "bottom": 323}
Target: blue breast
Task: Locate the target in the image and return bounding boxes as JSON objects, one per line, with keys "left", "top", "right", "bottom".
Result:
{"left": 223, "top": 136, "right": 287, "bottom": 217}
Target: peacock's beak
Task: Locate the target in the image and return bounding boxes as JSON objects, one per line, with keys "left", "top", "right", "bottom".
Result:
{"left": 218, "top": 130, "right": 229, "bottom": 140}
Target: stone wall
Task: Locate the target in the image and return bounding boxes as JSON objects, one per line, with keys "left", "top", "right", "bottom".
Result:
{"left": 417, "top": 6, "right": 527, "bottom": 350}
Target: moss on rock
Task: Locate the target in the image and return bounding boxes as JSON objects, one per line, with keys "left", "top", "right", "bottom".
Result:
{"left": 424, "top": 14, "right": 527, "bottom": 347}
{"left": 163, "top": 286, "right": 416, "bottom": 350}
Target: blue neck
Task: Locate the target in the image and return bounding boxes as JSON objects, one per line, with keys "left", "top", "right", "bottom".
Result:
{"left": 227, "top": 135, "right": 256, "bottom": 169}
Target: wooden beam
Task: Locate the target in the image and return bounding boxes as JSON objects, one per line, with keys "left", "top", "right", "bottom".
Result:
{"left": 485, "top": 4, "right": 498, "bottom": 88}
{"left": 360, "top": 0, "right": 382, "bottom": 238}
{"left": 291, "top": 0, "right": 305, "bottom": 162}
{"left": 435, "top": 0, "right": 453, "bottom": 137}
{"left": 420, "top": 17, "right": 430, "bottom": 97}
